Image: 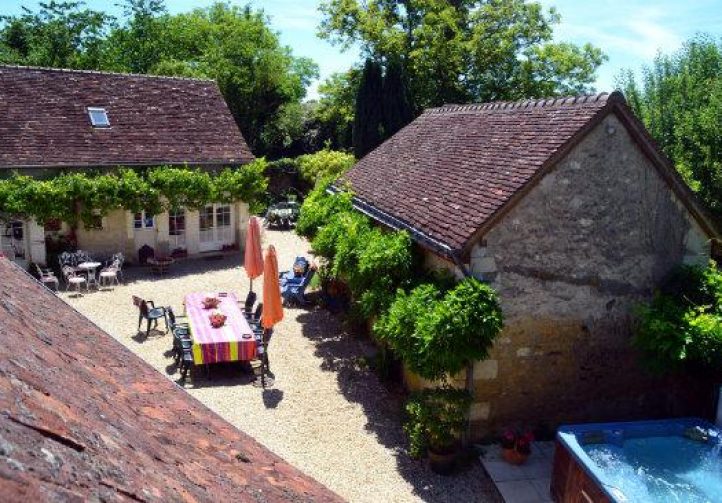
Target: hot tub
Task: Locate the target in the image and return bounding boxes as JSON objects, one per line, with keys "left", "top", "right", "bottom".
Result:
{"left": 551, "top": 418, "right": 722, "bottom": 502}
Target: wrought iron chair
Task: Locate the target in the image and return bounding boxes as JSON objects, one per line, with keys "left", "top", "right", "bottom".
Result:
{"left": 62, "top": 266, "right": 87, "bottom": 292}
{"left": 34, "top": 263, "right": 59, "bottom": 291}
{"left": 99, "top": 259, "right": 120, "bottom": 287}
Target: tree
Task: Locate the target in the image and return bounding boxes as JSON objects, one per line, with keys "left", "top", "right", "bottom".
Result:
{"left": 103, "top": 0, "right": 168, "bottom": 73}
{"left": 382, "top": 58, "right": 414, "bottom": 137}
{"left": 152, "top": 3, "right": 318, "bottom": 154}
{"left": 618, "top": 35, "right": 722, "bottom": 221}
{"left": 319, "top": 0, "right": 606, "bottom": 109}
{"left": 313, "top": 69, "right": 360, "bottom": 150}
{"left": 353, "top": 59, "right": 384, "bottom": 157}
{"left": 0, "top": 1, "right": 112, "bottom": 69}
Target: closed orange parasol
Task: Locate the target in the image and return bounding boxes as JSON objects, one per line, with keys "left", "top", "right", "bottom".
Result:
{"left": 244, "top": 217, "right": 264, "bottom": 291}
{"left": 261, "top": 245, "right": 283, "bottom": 329}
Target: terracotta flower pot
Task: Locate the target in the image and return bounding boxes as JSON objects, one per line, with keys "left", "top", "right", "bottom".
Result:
{"left": 502, "top": 447, "right": 529, "bottom": 465}
{"left": 428, "top": 446, "right": 458, "bottom": 475}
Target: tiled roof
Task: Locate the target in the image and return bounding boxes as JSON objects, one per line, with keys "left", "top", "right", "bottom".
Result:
{"left": 0, "top": 258, "right": 340, "bottom": 502}
{"left": 0, "top": 65, "right": 254, "bottom": 168}
{"left": 341, "top": 92, "right": 620, "bottom": 255}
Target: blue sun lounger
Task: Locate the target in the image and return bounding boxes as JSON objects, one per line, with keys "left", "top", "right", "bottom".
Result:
{"left": 279, "top": 257, "right": 315, "bottom": 306}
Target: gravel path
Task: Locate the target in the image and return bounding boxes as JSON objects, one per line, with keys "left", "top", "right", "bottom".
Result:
{"left": 60, "top": 228, "right": 501, "bottom": 503}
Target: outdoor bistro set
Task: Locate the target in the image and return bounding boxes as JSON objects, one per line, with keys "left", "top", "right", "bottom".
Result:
{"left": 56, "top": 250, "right": 124, "bottom": 291}
{"left": 132, "top": 217, "right": 283, "bottom": 387}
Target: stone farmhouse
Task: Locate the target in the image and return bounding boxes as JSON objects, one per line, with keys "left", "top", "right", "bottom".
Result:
{"left": 0, "top": 257, "right": 340, "bottom": 501}
{"left": 0, "top": 65, "right": 255, "bottom": 266}
{"left": 339, "top": 91, "right": 721, "bottom": 437}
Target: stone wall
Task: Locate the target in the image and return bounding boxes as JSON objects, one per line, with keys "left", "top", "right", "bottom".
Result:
{"left": 76, "top": 209, "right": 129, "bottom": 257}
{"left": 68, "top": 201, "right": 250, "bottom": 262}
{"left": 425, "top": 113, "right": 713, "bottom": 439}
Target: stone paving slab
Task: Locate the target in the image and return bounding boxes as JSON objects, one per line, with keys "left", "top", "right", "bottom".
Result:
{"left": 480, "top": 441, "right": 554, "bottom": 502}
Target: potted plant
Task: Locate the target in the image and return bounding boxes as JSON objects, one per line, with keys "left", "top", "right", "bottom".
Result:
{"left": 500, "top": 428, "right": 534, "bottom": 465}
{"left": 404, "top": 387, "right": 472, "bottom": 475}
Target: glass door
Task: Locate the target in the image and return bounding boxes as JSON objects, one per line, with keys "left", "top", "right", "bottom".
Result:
{"left": 198, "top": 204, "right": 233, "bottom": 252}
{"left": 199, "top": 205, "right": 215, "bottom": 252}
{"left": 215, "top": 204, "right": 232, "bottom": 244}
{"left": 168, "top": 209, "right": 186, "bottom": 250}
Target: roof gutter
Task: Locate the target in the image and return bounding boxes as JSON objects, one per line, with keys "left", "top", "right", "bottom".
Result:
{"left": 0, "top": 160, "right": 253, "bottom": 170}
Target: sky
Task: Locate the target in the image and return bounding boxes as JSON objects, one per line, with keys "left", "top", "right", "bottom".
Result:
{"left": 2, "top": 0, "right": 722, "bottom": 99}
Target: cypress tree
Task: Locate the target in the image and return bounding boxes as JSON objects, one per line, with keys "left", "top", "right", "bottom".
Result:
{"left": 352, "top": 59, "right": 384, "bottom": 158}
{"left": 382, "top": 58, "right": 414, "bottom": 138}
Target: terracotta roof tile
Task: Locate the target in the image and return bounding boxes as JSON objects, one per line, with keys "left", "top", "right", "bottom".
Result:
{"left": 0, "top": 258, "right": 341, "bottom": 502}
{"left": 341, "top": 92, "right": 620, "bottom": 254}
{"left": 0, "top": 65, "right": 254, "bottom": 168}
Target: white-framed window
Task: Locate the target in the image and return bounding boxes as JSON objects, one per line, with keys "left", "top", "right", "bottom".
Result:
{"left": 169, "top": 208, "right": 186, "bottom": 249}
{"left": 133, "top": 210, "right": 155, "bottom": 229}
{"left": 215, "top": 204, "right": 231, "bottom": 227}
{"left": 87, "top": 107, "right": 110, "bottom": 127}
{"left": 169, "top": 209, "right": 186, "bottom": 236}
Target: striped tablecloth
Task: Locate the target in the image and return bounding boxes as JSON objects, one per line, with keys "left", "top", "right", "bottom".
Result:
{"left": 185, "top": 292, "right": 256, "bottom": 365}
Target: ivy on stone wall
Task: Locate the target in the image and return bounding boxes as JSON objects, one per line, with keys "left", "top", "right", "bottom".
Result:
{"left": 298, "top": 181, "right": 504, "bottom": 371}
{"left": 0, "top": 161, "right": 268, "bottom": 227}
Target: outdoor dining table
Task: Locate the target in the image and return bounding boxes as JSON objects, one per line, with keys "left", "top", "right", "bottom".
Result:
{"left": 77, "top": 261, "right": 101, "bottom": 288}
{"left": 184, "top": 292, "right": 257, "bottom": 365}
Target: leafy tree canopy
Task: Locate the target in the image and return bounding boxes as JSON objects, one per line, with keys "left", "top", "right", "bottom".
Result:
{"left": 319, "top": 0, "right": 606, "bottom": 108}
{"left": 312, "top": 69, "right": 360, "bottom": 150}
{"left": 618, "top": 35, "right": 722, "bottom": 221}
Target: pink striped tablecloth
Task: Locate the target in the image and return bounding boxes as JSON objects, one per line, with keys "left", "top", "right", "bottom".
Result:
{"left": 184, "top": 292, "right": 256, "bottom": 365}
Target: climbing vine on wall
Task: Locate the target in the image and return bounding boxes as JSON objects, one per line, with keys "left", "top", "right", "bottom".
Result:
{"left": 0, "top": 161, "right": 268, "bottom": 227}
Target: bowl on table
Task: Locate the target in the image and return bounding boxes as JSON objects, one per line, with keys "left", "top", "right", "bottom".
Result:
{"left": 209, "top": 310, "right": 227, "bottom": 328}
{"left": 202, "top": 296, "right": 220, "bottom": 309}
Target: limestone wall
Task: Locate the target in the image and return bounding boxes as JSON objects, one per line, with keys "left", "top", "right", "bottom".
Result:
{"left": 426, "top": 113, "right": 713, "bottom": 438}
{"left": 67, "top": 201, "right": 250, "bottom": 262}
{"left": 76, "top": 209, "right": 129, "bottom": 257}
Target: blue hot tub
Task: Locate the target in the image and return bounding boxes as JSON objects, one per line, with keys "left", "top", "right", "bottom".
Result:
{"left": 551, "top": 418, "right": 722, "bottom": 502}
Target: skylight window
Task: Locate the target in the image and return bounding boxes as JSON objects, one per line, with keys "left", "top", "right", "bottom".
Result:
{"left": 87, "top": 107, "right": 110, "bottom": 127}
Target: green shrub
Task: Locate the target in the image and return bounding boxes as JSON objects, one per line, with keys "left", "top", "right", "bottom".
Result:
{"left": 295, "top": 179, "right": 353, "bottom": 239}
{"left": 306, "top": 193, "right": 415, "bottom": 318}
{"left": 404, "top": 387, "right": 472, "bottom": 458}
{"left": 375, "top": 278, "right": 503, "bottom": 381}
{"left": 297, "top": 149, "right": 355, "bottom": 185}
{"left": 635, "top": 261, "right": 722, "bottom": 374}
{"left": 354, "top": 229, "right": 413, "bottom": 317}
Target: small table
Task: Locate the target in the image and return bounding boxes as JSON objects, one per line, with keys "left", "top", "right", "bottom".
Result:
{"left": 184, "top": 292, "right": 256, "bottom": 365}
{"left": 77, "top": 261, "right": 101, "bottom": 288}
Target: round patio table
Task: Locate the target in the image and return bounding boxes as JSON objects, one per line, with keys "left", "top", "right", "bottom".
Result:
{"left": 77, "top": 261, "right": 101, "bottom": 288}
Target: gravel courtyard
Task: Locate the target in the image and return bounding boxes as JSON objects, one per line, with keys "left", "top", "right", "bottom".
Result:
{"left": 60, "top": 228, "right": 501, "bottom": 503}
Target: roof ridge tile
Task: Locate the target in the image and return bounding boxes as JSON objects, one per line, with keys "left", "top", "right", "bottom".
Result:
{"left": 427, "top": 92, "right": 614, "bottom": 115}
{"left": 0, "top": 64, "right": 214, "bottom": 83}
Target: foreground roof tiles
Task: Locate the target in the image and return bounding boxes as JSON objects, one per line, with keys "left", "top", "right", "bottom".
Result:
{"left": 341, "top": 93, "right": 619, "bottom": 254}
{"left": 0, "top": 65, "right": 254, "bottom": 168}
{"left": 0, "top": 258, "right": 340, "bottom": 502}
